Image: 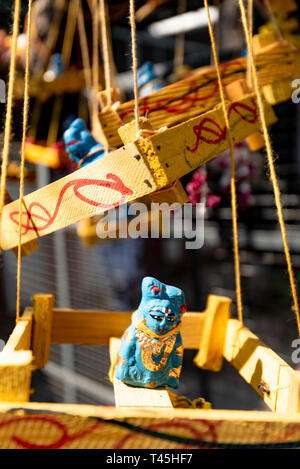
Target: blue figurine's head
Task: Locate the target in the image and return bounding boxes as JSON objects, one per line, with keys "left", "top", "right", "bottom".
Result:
{"left": 137, "top": 277, "right": 186, "bottom": 335}
{"left": 137, "top": 62, "right": 157, "bottom": 89}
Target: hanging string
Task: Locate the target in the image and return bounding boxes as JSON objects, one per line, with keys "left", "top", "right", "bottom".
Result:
{"left": 203, "top": 0, "right": 244, "bottom": 324}
{"left": 99, "top": 0, "right": 113, "bottom": 108}
{"left": 47, "top": 0, "right": 80, "bottom": 146}
{"left": 92, "top": 0, "right": 100, "bottom": 121}
{"left": 77, "top": 0, "right": 93, "bottom": 119}
{"left": 238, "top": 0, "right": 300, "bottom": 334}
{"left": 246, "top": 0, "right": 253, "bottom": 88}
{"left": 129, "top": 0, "right": 140, "bottom": 131}
{"left": 16, "top": 0, "right": 32, "bottom": 323}
{"left": 264, "top": 0, "right": 285, "bottom": 42}
{"left": 0, "top": 0, "right": 21, "bottom": 217}
{"left": 173, "top": 0, "right": 187, "bottom": 71}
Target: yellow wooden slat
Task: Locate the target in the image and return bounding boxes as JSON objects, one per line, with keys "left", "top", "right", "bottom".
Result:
{"left": 0, "top": 94, "right": 276, "bottom": 251}
{"left": 223, "top": 319, "right": 300, "bottom": 414}
{"left": 24, "top": 142, "right": 67, "bottom": 169}
{"left": 2, "top": 308, "right": 32, "bottom": 353}
{"left": 31, "top": 294, "right": 54, "bottom": 369}
{"left": 113, "top": 377, "right": 174, "bottom": 408}
{"left": 144, "top": 93, "right": 277, "bottom": 184}
{"left": 0, "top": 142, "right": 159, "bottom": 251}
{"left": 253, "top": 32, "right": 294, "bottom": 105}
{"left": 51, "top": 309, "right": 206, "bottom": 349}
{"left": 1, "top": 404, "right": 300, "bottom": 448}
{"left": 97, "top": 41, "right": 296, "bottom": 148}
{"left": 0, "top": 351, "right": 32, "bottom": 402}
{"left": 194, "top": 295, "right": 231, "bottom": 372}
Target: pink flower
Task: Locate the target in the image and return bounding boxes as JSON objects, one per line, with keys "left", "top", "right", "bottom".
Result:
{"left": 207, "top": 193, "right": 221, "bottom": 208}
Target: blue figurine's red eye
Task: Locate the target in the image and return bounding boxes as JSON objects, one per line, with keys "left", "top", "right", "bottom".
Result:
{"left": 151, "top": 285, "right": 162, "bottom": 294}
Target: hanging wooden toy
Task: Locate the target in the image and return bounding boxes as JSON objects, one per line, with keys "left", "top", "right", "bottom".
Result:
{"left": 137, "top": 61, "right": 166, "bottom": 97}
{"left": 22, "top": 0, "right": 91, "bottom": 169}
{"left": 2, "top": 0, "right": 300, "bottom": 450}
{"left": 113, "top": 277, "right": 186, "bottom": 390}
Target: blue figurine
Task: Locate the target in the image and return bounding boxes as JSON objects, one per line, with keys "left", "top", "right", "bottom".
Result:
{"left": 63, "top": 118, "right": 105, "bottom": 167}
{"left": 137, "top": 62, "right": 166, "bottom": 97}
{"left": 114, "top": 276, "right": 187, "bottom": 389}
{"left": 44, "top": 53, "right": 65, "bottom": 81}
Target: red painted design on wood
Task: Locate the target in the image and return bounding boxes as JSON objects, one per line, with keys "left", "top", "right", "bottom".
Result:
{"left": 120, "top": 78, "right": 219, "bottom": 121}
{"left": 188, "top": 98, "right": 259, "bottom": 153}
{"left": 114, "top": 419, "right": 220, "bottom": 449}
{"left": 0, "top": 415, "right": 103, "bottom": 449}
{"left": 9, "top": 173, "right": 133, "bottom": 235}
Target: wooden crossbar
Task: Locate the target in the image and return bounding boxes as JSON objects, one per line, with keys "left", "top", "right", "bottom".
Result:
{"left": 51, "top": 309, "right": 206, "bottom": 349}
{"left": 2, "top": 404, "right": 300, "bottom": 448}
{"left": 14, "top": 69, "right": 88, "bottom": 102}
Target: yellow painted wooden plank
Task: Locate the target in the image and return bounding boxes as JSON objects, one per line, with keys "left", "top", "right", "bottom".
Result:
{"left": 144, "top": 93, "right": 277, "bottom": 184}
{"left": 2, "top": 401, "right": 300, "bottom": 422}
{"left": 1, "top": 189, "right": 39, "bottom": 257}
{"left": 1, "top": 404, "right": 300, "bottom": 448}
{"left": 14, "top": 69, "right": 88, "bottom": 101}
{"left": 267, "top": 0, "right": 298, "bottom": 14}
{"left": 24, "top": 142, "right": 69, "bottom": 169}
{"left": 149, "top": 180, "right": 188, "bottom": 205}
{"left": 2, "top": 308, "right": 32, "bottom": 353}
{"left": 223, "top": 319, "right": 300, "bottom": 414}
{"left": 0, "top": 142, "right": 159, "bottom": 251}
{"left": 0, "top": 95, "right": 275, "bottom": 251}
{"left": 113, "top": 377, "right": 174, "bottom": 408}
{"left": 225, "top": 79, "right": 266, "bottom": 151}
{"left": 51, "top": 309, "right": 206, "bottom": 349}
{"left": 253, "top": 33, "right": 294, "bottom": 105}
{"left": 193, "top": 295, "right": 231, "bottom": 372}
{"left": 0, "top": 351, "right": 32, "bottom": 402}
{"left": 31, "top": 294, "right": 54, "bottom": 369}
{"left": 97, "top": 41, "right": 296, "bottom": 148}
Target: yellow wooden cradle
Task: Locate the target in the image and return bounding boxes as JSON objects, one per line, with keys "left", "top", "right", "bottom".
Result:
{"left": 1, "top": 294, "right": 300, "bottom": 449}
{"left": 2, "top": 0, "right": 300, "bottom": 450}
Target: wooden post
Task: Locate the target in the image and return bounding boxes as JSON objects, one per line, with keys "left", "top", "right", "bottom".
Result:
{"left": 252, "top": 32, "right": 293, "bottom": 105}
{"left": 31, "top": 294, "right": 54, "bottom": 369}
{"left": 93, "top": 88, "right": 124, "bottom": 149}
{"left": 97, "top": 88, "right": 121, "bottom": 110}
{"left": 0, "top": 351, "right": 32, "bottom": 402}
{"left": 225, "top": 79, "right": 270, "bottom": 151}
{"left": 0, "top": 308, "right": 33, "bottom": 402}
{"left": 2, "top": 308, "right": 32, "bottom": 353}
{"left": 193, "top": 295, "right": 231, "bottom": 372}
{"left": 118, "top": 118, "right": 188, "bottom": 206}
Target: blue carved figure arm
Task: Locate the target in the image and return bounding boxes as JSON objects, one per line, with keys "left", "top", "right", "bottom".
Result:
{"left": 63, "top": 118, "right": 105, "bottom": 167}
{"left": 115, "top": 276, "right": 187, "bottom": 389}
{"left": 115, "top": 324, "right": 138, "bottom": 382}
